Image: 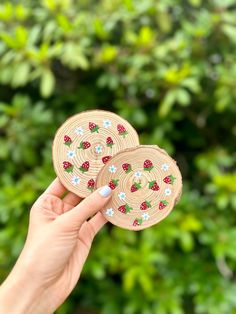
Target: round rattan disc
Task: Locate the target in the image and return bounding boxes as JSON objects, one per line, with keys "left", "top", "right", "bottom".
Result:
{"left": 96, "top": 145, "right": 182, "bottom": 230}
{"left": 52, "top": 110, "right": 139, "bottom": 197}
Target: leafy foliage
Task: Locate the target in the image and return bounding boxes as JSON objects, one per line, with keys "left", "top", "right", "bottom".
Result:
{"left": 0, "top": 0, "right": 236, "bottom": 313}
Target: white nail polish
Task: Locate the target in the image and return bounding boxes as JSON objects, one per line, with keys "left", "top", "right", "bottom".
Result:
{"left": 99, "top": 185, "right": 112, "bottom": 198}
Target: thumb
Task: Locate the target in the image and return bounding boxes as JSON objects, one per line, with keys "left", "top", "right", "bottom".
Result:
{"left": 56, "top": 185, "right": 112, "bottom": 230}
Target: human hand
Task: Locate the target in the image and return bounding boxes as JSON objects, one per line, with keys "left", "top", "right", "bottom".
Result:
{"left": 0, "top": 178, "right": 112, "bottom": 314}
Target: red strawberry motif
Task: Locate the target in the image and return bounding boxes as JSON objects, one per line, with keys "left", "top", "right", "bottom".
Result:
{"left": 117, "top": 124, "right": 128, "bottom": 138}
{"left": 89, "top": 122, "right": 99, "bottom": 133}
{"left": 130, "top": 182, "right": 142, "bottom": 192}
{"left": 108, "top": 179, "right": 119, "bottom": 190}
{"left": 106, "top": 137, "right": 114, "bottom": 148}
{"left": 159, "top": 200, "right": 168, "bottom": 210}
{"left": 63, "top": 161, "right": 74, "bottom": 173}
{"left": 148, "top": 180, "right": 160, "bottom": 191}
{"left": 140, "top": 200, "right": 151, "bottom": 210}
{"left": 102, "top": 155, "right": 112, "bottom": 164}
{"left": 118, "top": 204, "right": 133, "bottom": 214}
{"left": 64, "top": 135, "right": 72, "bottom": 147}
{"left": 87, "top": 179, "right": 95, "bottom": 192}
{"left": 133, "top": 218, "right": 143, "bottom": 226}
{"left": 79, "top": 161, "right": 89, "bottom": 173}
{"left": 122, "top": 163, "right": 132, "bottom": 174}
{"left": 163, "top": 175, "right": 176, "bottom": 185}
{"left": 78, "top": 141, "right": 91, "bottom": 150}
{"left": 143, "top": 159, "right": 154, "bottom": 172}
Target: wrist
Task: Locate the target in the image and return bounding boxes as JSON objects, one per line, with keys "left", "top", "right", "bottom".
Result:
{"left": 0, "top": 259, "right": 51, "bottom": 314}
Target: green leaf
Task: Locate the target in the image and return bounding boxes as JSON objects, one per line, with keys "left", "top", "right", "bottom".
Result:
{"left": 61, "top": 43, "right": 89, "bottom": 69}
{"left": 12, "top": 62, "right": 30, "bottom": 87}
{"left": 181, "top": 77, "right": 201, "bottom": 93}
{"left": 93, "top": 18, "right": 108, "bottom": 39}
{"left": 158, "top": 89, "right": 177, "bottom": 117}
{"left": 40, "top": 69, "right": 55, "bottom": 98}
{"left": 123, "top": 267, "right": 139, "bottom": 292}
{"left": 222, "top": 25, "right": 236, "bottom": 43}
{"left": 56, "top": 14, "right": 72, "bottom": 32}
{"left": 176, "top": 88, "right": 191, "bottom": 106}
{"left": 137, "top": 26, "right": 154, "bottom": 46}
{"left": 180, "top": 231, "right": 194, "bottom": 252}
{"left": 100, "top": 45, "right": 117, "bottom": 63}
{"left": 0, "top": 32, "right": 16, "bottom": 48}
{"left": 42, "top": 0, "right": 56, "bottom": 11}
{"left": 188, "top": 0, "right": 202, "bottom": 7}
{"left": 15, "top": 26, "right": 28, "bottom": 47}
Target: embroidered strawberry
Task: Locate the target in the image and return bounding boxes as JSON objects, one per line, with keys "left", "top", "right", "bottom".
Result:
{"left": 89, "top": 122, "right": 99, "bottom": 133}
{"left": 143, "top": 159, "right": 154, "bottom": 172}
{"left": 130, "top": 182, "right": 142, "bottom": 192}
{"left": 106, "top": 137, "right": 114, "bottom": 148}
{"left": 159, "top": 200, "right": 168, "bottom": 210}
{"left": 140, "top": 200, "right": 151, "bottom": 210}
{"left": 87, "top": 179, "right": 95, "bottom": 192}
{"left": 63, "top": 161, "right": 74, "bottom": 173}
{"left": 122, "top": 163, "right": 132, "bottom": 174}
{"left": 102, "top": 156, "right": 112, "bottom": 164}
{"left": 79, "top": 161, "right": 89, "bottom": 173}
{"left": 163, "top": 175, "right": 176, "bottom": 185}
{"left": 133, "top": 218, "right": 143, "bottom": 226}
{"left": 148, "top": 180, "right": 160, "bottom": 191}
{"left": 64, "top": 135, "right": 72, "bottom": 147}
{"left": 108, "top": 179, "right": 119, "bottom": 190}
{"left": 118, "top": 203, "right": 133, "bottom": 214}
{"left": 78, "top": 141, "right": 91, "bottom": 150}
{"left": 117, "top": 124, "right": 128, "bottom": 138}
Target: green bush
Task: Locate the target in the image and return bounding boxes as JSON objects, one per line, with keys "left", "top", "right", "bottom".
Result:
{"left": 0, "top": 0, "right": 236, "bottom": 313}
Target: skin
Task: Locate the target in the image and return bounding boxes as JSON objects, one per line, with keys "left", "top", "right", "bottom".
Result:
{"left": 0, "top": 178, "right": 111, "bottom": 314}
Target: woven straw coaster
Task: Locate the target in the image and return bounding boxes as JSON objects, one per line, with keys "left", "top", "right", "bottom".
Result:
{"left": 52, "top": 110, "right": 139, "bottom": 197}
{"left": 96, "top": 145, "right": 182, "bottom": 230}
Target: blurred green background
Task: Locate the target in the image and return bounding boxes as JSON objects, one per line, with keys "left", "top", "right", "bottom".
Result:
{"left": 0, "top": 0, "right": 236, "bottom": 313}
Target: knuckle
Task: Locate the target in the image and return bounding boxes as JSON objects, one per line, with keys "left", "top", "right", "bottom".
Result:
{"left": 31, "top": 194, "right": 63, "bottom": 214}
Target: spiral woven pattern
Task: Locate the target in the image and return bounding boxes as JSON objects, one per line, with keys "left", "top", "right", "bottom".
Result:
{"left": 96, "top": 145, "right": 182, "bottom": 231}
{"left": 52, "top": 110, "right": 139, "bottom": 197}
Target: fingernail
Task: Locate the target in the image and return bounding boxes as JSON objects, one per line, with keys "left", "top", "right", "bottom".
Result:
{"left": 99, "top": 185, "right": 112, "bottom": 198}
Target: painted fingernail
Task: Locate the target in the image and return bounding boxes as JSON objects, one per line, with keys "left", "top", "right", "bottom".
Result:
{"left": 99, "top": 185, "right": 112, "bottom": 198}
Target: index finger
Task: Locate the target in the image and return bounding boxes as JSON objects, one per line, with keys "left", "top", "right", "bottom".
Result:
{"left": 43, "top": 177, "right": 67, "bottom": 198}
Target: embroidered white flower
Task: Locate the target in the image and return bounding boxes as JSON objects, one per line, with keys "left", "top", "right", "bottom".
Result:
{"left": 118, "top": 192, "right": 126, "bottom": 201}
{"left": 165, "top": 188, "right": 172, "bottom": 196}
{"left": 134, "top": 171, "right": 142, "bottom": 178}
{"left": 95, "top": 145, "right": 103, "bottom": 154}
{"left": 67, "top": 150, "right": 76, "bottom": 159}
{"left": 75, "top": 126, "right": 84, "bottom": 135}
{"left": 142, "top": 213, "right": 150, "bottom": 221}
{"left": 105, "top": 208, "right": 114, "bottom": 217}
{"left": 71, "top": 176, "right": 81, "bottom": 186}
{"left": 161, "top": 163, "right": 169, "bottom": 172}
{"left": 103, "top": 119, "right": 112, "bottom": 128}
{"left": 109, "top": 165, "right": 117, "bottom": 173}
